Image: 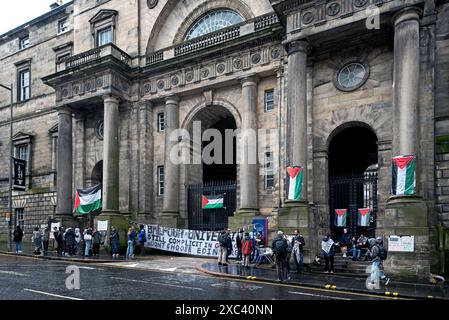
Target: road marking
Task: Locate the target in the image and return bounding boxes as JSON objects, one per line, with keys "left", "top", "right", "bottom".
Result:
{"left": 158, "top": 267, "right": 177, "bottom": 272}
{"left": 288, "top": 290, "right": 351, "bottom": 300}
{"left": 110, "top": 276, "right": 205, "bottom": 291}
{"left": 23, "top": 289, "right": 84, "bottom": 300}
{"left": 0, "top": 270, "right": 28, "bottom": 277}
{"left": 76, "top": 266, "right": 100, "bottom": 270}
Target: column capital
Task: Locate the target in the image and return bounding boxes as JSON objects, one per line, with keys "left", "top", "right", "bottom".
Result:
{"left": 393, "top": 6, "right": 422, "bottom": 27}
{"left": 287, "top": 40, "right": 309, "bottom": 56}
{"left": 57, "top": 105, "right": 73, "bottom": 116}
{"left": 238, "top": 74, "right": 259, "bottom": 87}
{"left": 165, "top": 94, "right": 180, "bottom": 105}
{"left": 103, "top": 95, "right": 120, "bottom": 105}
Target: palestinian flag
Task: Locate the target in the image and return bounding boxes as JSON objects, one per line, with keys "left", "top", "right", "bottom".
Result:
{"left": 202, "top": 195, "right": 224, "bottom": 209}
{"left": 334, "top": 209, "right": 347, "bottom": 227}
{"left": 392, "top": 155, "right": 416, "bottom": 195}
{"left": 287, "top": 166, "right": 303, "bottom": 201}
{"left": 357, "top": 208, "right": 371, "bottom": 227}
{"left": 74, "top": 184, "right": 102, "bottom": 215}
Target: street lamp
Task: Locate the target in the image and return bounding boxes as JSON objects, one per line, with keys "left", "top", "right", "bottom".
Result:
{"left": 0, "top": 83, "right": 13, "bottom": 252}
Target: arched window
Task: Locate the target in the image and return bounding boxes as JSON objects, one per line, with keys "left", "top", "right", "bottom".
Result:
{"left": 184, "top": 9, "right": 244, "bottom": 40}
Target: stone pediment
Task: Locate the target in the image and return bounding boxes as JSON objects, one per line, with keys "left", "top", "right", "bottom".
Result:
{"left": 12, "top": 131, "right": 34, "bottom": 143}
{"left": 89, "top": 10, "right": 118, "bottom": 24}
{"left": 48, "top": 123, "right": 59, "bottom": 134}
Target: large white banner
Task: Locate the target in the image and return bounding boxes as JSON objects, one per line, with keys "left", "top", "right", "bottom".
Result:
{"left": 145, "top": 225, "right": 252, "bottom": 257}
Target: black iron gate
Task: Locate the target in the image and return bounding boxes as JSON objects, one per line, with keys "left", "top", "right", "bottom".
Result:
{"left": 329, "top": 171, "right": 378, "bottom": 238}
{"left": 188, "top": 180, "right": 237, "bottom": 231}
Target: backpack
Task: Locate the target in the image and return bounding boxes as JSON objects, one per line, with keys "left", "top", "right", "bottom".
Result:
{"left": 275, "top": 239, "right": 287, "bottom": 257}
{"left": 377, "top": 245, "right": 388, "bottom": 260}
{"left": 219, "top": 234, "right": 228, "bottom": 246}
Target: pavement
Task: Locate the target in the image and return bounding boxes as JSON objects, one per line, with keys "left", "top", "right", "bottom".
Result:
{"left": 197, "top": 260, "right": 449, "bottom": 300}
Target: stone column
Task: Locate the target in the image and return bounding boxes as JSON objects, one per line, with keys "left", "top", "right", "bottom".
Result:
{"left": 56, "top": 106, "right": 73, "bottom": 219}
{"left": 287, "top": 40, "right": 309, "bottom": 202}
{"left": 278, "top": 40, "right": 312, "bottom": 264}
{"left": 392, "top": 7, "right": 420, "bottom": 157}
{"left": 102, "top": 95, "right": 120, "bottom": 214}
{"left": 239, "top": 75, "right": 259, "bottom": 214}
{"left": 161, "top": 95, "right": 180, "bottom": 227}
{"left": 385, "top": 7, "right": 429, "bottom": 281}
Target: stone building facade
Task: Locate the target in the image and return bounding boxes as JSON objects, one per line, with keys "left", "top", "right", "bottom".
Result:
{"left": 1, "top": 0, "right": 449, "bottom": 279}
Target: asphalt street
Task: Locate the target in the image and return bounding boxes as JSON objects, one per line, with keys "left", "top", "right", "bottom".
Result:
{"left": 0, "top": 254, "right": 392, "bottom": 301}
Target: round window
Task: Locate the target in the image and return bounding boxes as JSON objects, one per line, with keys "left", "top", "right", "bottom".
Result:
{"left": 96, "top": 121, "right": 104, "bottom": 140}
{"left": 336, "top": 62, "right": 368, "bottom": 91}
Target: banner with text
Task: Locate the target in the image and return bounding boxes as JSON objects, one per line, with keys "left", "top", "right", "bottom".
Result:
{"left": 145, "top": 225, "right": 252, "bottom": 258}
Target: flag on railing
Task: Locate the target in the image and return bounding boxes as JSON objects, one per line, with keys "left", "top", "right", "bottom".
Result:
{"left": 287, "top": 166, "right": 303, "bottom": 201}
{"left": 74, "top": 184, "right": 102, "bottom": 215}
{"left": 202, "top": 195, "right": 224, "bottom": 209}
{"left": 334, "top": 209, "right": 347, "bottom": 227}
{"left": 357, "top": 208, "right": 371, "bottom": 227}
{"left": 392, "top": 155, "right": 416, "bottom": 195}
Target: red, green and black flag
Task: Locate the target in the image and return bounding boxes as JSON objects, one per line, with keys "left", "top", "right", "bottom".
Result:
{"left": 392, "top": 155, "right": 416, "bottom": 195}
{"left": 202, "top": 195, "right": 224, "bottom": 209}
{"left": 74, "top": 184, "right": 102, "bottom": 215}
{"left": 357, "top": 208, "right": 371, "bottom": 227}
{"left": 287, "top": 166, "right": 303, "bottom": 201}
{"left": 334, "top": 209, "right": 347, "bottom": 227}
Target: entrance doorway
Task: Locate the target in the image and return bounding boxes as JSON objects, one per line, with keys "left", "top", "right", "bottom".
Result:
{"left": 186, "top": 106, "right": 237, "bottom": 230}
{"left": 328, "top": 125, "right": 378, "bottom": 239}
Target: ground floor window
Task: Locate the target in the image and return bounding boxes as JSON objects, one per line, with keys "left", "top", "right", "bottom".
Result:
{"left": 15, "top": 208, "right": 24, "bottom": 229}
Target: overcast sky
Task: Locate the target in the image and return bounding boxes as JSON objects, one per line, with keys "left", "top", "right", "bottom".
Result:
{"left": 0, "top": 0, "right": 70, "bottom": 35}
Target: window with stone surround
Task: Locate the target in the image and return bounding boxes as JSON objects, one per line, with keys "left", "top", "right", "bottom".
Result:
{"left": 158, "top": 113, "right": 165, "bottom": 132}
{"left": 184, "top": 9, "right": 244, "bottom": 40}
{"left": 89, "top": 10, "right": 117, "bottom": 48}
{"left": 264, "top": 89, "right": 275, "bottom": 112}
{"left": 265, "top": 151, "right": 274, "bottom": 189}
{"left": 334, "top": 61, "right": 369, "bottom": 92}
{"left": 15, "top": 208, "right": 24, "bottom": 230}
{"left": 17, "top": 66, "right": 30, "bottom": 102}
{"left": 13, "top": 131, "right": 34, "bottom": 188}
{"left": 58, "top": 17, "right": 70, "bottom": 34}
{"left": 19, "top": 36, "right": 30, "bottom": 50}
{"left": 158, "top": 166, "right": 164, "bottom": 196}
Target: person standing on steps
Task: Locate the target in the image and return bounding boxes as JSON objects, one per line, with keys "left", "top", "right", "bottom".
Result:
{"left": 322, "top": 234, "right": 338, "bottom": 273}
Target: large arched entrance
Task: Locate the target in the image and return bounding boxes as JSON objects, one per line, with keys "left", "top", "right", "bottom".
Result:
{"left": 185, "top": 105, "right": 238, "bottom": 231}
{"left": 328, "top": 125, "right": 378, "bottom": 239}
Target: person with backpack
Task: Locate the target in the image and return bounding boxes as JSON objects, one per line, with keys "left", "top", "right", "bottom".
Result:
{"left": 272, "top": 230, "right": 289, "bottom": 282}
{"left": 217, "top": 229, "right": 228, "bottom": 266}
{"left": 322, "top": 234, "right": 338, "bottom": 273}
{"left": 241, "top": 231, "right": 253, "bottom": 268}
{"left": 291, "top": 229, "right": 306, "bottom": 274}
{"left": 368, "top": 237, "right": 390, "bottom": 288}
{"left": 138, "top": 225, "right": 146, "bottom": 256}
{"left": 13, "top": 225, "right": 24, "bottom": 253}
{"left": 92, "top": 228, "right": 102, "bottom": 256}
{"left": 65, "top": 228, "right": 76, "bottom": 256}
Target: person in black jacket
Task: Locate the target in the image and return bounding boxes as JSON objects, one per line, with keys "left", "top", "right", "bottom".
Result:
{"left": 291, "top": 229, "right": 306, "bottom": 274}
{"left": 236, "top": 229, "right": 244, "bottom": 263}
{"left": 54, "top": 227, "right": 64, "bottom": 255}
{"left": 272, "top": 231, "right": 289, "bottom": 282}
{"left": 64, "top": 228, "right": 76, "bottom": 256}
{"left": 13, "top": 225, "right": 24, "bottom": 253}
{"left": 110, "top": 226, "right": 120, "bottom": 258}
{"left": 225, "top": 229, "right": 233, "bottom": 263}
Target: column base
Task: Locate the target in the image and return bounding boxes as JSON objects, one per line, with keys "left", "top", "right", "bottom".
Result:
{"left": 228, "top": 208, "right": 259, "bottom": 230}
{"left": 159, "top": 211, "right": 180, "bottom": 228}
{"left": 94, "top": 213, "right": 129, "bottom": 254}
{"left": 278, "top": 201, "right": 312, "bottom": 265}
{"left": 384, "top": 195, "right": 430, "bottom": 281}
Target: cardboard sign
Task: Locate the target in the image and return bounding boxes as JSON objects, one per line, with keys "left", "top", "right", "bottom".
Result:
{"left": 388, "top": 235, "right": 414, "bottom": 252}
{"left": 97, "top": 220, "right": 108, "bottom": 231}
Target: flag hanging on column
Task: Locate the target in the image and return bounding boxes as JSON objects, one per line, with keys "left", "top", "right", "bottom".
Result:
{"left": 334, "top": 209, "right": 347, "bottom": 227}
{"left": 74, "top": 184, "right": 102, "bottom": 215}
{"left": 202, "top": 195, "right": 224, "bottom": 209}
{"left": 287, "top": 166, "right": 303, "bottom": 201}
{"left": 357, "top": 208, "right": 371, "bottom": 227}
{"left": 392, "top": 155, "right": 416, "bottom": 195}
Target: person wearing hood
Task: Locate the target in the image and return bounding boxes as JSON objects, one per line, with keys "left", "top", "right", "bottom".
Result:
{"left": 65, "top": 228, "right": 76, "bottom": 256}
{"left": 110, "top": 226, "right": 120, "bottom": 258}
{"left": 368, "top": 237, "right": 390, "bottom": 288}
{"left": 321, "top": 234, "right": 338, "bottom": 273}
{"left": 42, "top": 227, "right": 50, "bottom": 255}
{"left": 92, "top": 228, "right": 102, "bottom": 256}
{"left": 217, "top": 229, "right": 228, "bottom": 266}
{"left": 241, "top": 231, "right": 253, "bottom": 268}
{"left": 74, "top": 228, "right": 81, "bottom": 255}
{"left": 13, "top": 225, "right": 24, "bottom": 253}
